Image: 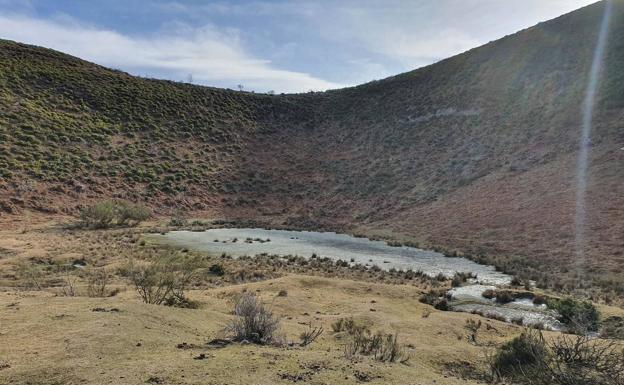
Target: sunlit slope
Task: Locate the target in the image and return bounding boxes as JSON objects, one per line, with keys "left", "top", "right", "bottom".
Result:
{"left": 1, "top": 2, "right": 623, "bottom": 290}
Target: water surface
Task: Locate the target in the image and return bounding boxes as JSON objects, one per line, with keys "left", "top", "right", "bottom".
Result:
{"left": 150, "top": 228, "right": 512, "bottom": 285}
{"left": 150, "top": 228, "right": 563, "bottom": 329}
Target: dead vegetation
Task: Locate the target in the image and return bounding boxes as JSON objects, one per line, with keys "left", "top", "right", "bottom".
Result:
{"left": 85, "top": 267, "right": 110, "bottom": 297}
{"left": 299, "top": 322, "right": 324, "bottom": 347}
{"left": 225, "top": 293, "right": 282, "bottom": 345}
{"left": 332, "top": 317, "right": 410, "bottom": 363}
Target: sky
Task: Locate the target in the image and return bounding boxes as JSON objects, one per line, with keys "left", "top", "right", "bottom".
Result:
{"left": 0, "top": 0, "right": 598, "bottom": 93}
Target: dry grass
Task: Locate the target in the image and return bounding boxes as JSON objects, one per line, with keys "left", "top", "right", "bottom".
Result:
{"left": 0, "top": 217, "right": 623, "bottom": 384}
{"left": 0, "top": 274, "right": 519, "bottom": 385}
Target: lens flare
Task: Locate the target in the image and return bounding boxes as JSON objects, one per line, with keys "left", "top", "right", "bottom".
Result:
{"left": 574, "top": 0, "right": 613, "bottom": 281}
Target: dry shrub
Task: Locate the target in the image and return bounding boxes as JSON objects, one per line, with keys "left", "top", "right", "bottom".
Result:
{"left": 15, "top": 260, "right": 43, "bottom": 290}
{"left": 490, "top": 328, "right": 624, "bottom": 385}
{"left": 225, "top": 293, "right": 281, "bottom": 345}
{"left": 124, "top": 254, "right": 202, "bottom": 306}
{"left": 85, "top": 267, "right": 109, "bottom": 297}
{"left": 299, "top": 323, "right": 323, "bottom": 347}
{"left": 60, "top": 266, "right": 77, "bottom": 297}
{"left": 465, "top": 319, "right": 482, "bottom": 344}
{"left": 332, "top": 317, "right": 369, "bottom": 335}
{"left": 336, "top": 317, "right": 409, "bottom": 363}
{"left": 344, "top": 329, "right": 410, "bottom": 363}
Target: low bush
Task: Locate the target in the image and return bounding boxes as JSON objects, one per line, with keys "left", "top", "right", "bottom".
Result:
{"left": 79, "top": 200, "right": 151, "bottom": 228}
{"left": 490, "top": 329, "right": 549, "bottom": 380}
{"left": 299, "top": 323, "right": 323, "bottom": 347}
{"left": 163, "top": 292, "right": 200, "bottom": 309}
{"left": 465, "top": 319, "right": 482, "bottom": 344}
{"left": 115, "top": 201, "right": 151, "bottom": 226}
{"left": 601, "top": 316, "right": 624, "bottom": 340}
{"left": 85, "top": 267, "right": 109, "bottom": 297}
{"left": 15, "top": 260, "right": 43, "bottom": 290}
{"left": 451, "top": 272, "right": 476, "bottom": 287}
{"left": 124, "top": 254, "right": 202, "bottom": 306}
{"left": 225, "top": 293, "right": 281, "bottom": 345}
{"left": 332, "top": 317, "right": 369, "bottom": 335}
{"left": 546, "top": 297, "right": 600, "bottom": 333}
{"left": 335, "top": 317, "right": 409, "bottom": 363}
{"left": 419, "top": 289, "right": 450, "bottom": 311}
{"left": 490, "top": 328, "right": 624, "bottom": 385}
{"left": 60, "top": 266, "right": 77, "bottom": 297}
{"left": 208, "top": 263, "right": 225, "bottom": 276}
{"left": 494, "top": 291, "right": 515, "bottom": 304}
{"left": 80, "top": 201, "right": 116, "bottom": 228}
{"left": 344, "top": 329, "right": 410, "bottom": 363}
{"left": 168, "top": 210, "right": 187, "bottom": 227}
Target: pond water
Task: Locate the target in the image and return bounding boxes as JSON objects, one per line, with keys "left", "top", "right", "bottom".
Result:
{"left": 149, "top": 228, "right": 511, "bottom": 285}
{"left": 149, "top": 228, "right": 562, "bottom": 329}
{"left": 448, "top": 286, "right": 563, "bottom": 330}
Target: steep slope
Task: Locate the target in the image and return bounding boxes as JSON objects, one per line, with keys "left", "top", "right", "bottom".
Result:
{"left": 1, "top": 1, "right": 623, "bottom": 293}
{"left": 230, "top": 0, "right": 624, "bottom": 291}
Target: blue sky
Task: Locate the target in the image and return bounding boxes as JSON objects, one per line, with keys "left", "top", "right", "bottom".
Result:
{"left": 0, "top": 0, "right": 597, "bottom": 93}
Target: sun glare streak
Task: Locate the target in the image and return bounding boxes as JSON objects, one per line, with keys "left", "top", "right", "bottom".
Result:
{"left": 574, "top": 0, "right": 613, "bottom": 281}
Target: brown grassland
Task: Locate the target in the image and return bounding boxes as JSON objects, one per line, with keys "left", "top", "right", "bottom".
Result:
{"left": 0, "top": 214, "right": 623, "bottom": 385}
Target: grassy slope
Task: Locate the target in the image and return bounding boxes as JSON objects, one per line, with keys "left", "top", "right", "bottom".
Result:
{"left": 0, "top": 275, "right": 521, "bottom": 385}
{"left": 1, "top": 2, "right": 624, "bottom": 292}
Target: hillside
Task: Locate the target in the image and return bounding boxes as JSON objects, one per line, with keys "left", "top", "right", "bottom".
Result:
{"left": 1, "top": 1, "right": 624, "bottom": 295}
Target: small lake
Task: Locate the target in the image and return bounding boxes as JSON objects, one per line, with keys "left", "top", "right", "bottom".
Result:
{"left": 148, "top": 228, "right": 562, "bottom": 330}
{"left": 149, "top": 228, "right": 512, "bottom": 285}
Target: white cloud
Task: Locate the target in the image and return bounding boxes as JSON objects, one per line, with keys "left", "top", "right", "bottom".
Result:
{"left": 0, "top": 14, "right": 344, "bottom": 93}
{"left": 0, "top": 1, "right": 599, "bottom": 90}
{"left": 158, "top": 0, "right": 596, "bottom": 74}
{"left": 308, "top": 0, "right": 597, "bottom": 68}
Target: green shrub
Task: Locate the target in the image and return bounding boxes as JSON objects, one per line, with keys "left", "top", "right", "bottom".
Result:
{"left": 168, "top": 215, "right": 187, "bottom": 227}
{"left": 490, "top": 329, "right": 549, "bottom": 380}
{"left": 601, "top": 316, "right": 624, "bottom": 340}
{"left": 115, "top": 200, "right": 151, "bottom": 226}
{"left": 419, "top": 289, "right": 449, "bottom": 311}
{"left": 546, "top": 297, "right": 600, "bottom": 333}
{"left": 79, "top": 200, "right": 151, "bottom": 228}
{"left": 80, "top": 201, "right": 116, "bottom": 228}
{"left": 209, "top": 263, "right": 225, "bottom": 276}
{"left": 494, "top": 291, "right": 515, "bottom": 304}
